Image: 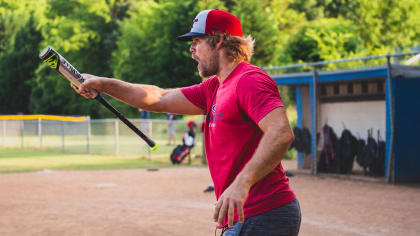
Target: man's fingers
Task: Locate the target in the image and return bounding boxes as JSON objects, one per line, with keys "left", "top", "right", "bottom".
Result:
{"left": 71, "top": 82, "right": 91, "bottom": 98}
{"left": 70, "top": 74, "right": 99, "bottom": 99}
{"left": 70, "top": 82, "right": 80, "bottom": 92}
{"left": 213, "top": 199, "right": 223, "bottom": 222}
{"left": 217, "top": 199, "right": 228, "bottom": 225}
{"left": 70, "top": 82, "right": 84, "bottom": 95}
{"left": 228, "top": 201, "right": 235, "bottom": 227}
{"left": 81, "top": 73, "right": 92, "bottom": 78}
{"left": 237, "top": 202, "right": 245, "bottom": 223}
{"left": 78, "top": 83, "right": 86, "bottom": 92}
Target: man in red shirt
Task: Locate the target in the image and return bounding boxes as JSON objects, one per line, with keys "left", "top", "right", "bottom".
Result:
{"left": 74, "top": 9, "right": 301, "bottom": 236}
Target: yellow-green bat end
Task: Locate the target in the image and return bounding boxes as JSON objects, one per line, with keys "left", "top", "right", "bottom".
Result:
{"left": 151, "top": 144, "right": 159, "bottom": 151}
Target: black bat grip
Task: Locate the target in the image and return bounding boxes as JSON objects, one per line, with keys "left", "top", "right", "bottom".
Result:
{"left": 94, "top": 95, "right": 158, "bottom": 150}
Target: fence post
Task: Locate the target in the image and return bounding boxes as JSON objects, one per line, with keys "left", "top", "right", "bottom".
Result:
{"left": 386, "top": 56, "right": 395, "bottom": 184}
{"left": 115, "top": 119, "right": 119, "bottom": 155}
{"left": 38, "top": 118, "right": 43, "bottom": 148}
{"left": 311, "top": 66, "right": 318, "bottom": 175}
{"left": 2, "top": 120, "right": 5, "bottom": 146}
{"left": 20, "top": 119, "right": 24, "bottom": 148}
{"left": 61, "top": 121, "right": 65, "bottom": 152}
{"left": 86, "top": 117, "right": 91, "bottom": 153}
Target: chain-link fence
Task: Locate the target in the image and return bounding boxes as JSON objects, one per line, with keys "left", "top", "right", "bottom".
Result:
{"left": 0, "top": 118, "right": 204, "bottom": 161}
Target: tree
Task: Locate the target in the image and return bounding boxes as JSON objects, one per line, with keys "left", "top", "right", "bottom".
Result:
{"left": 288, "top": 0, "right": 324, "bottom": 21}
{"left": 30, "top": 0, "right": 132, "bottom": 117}
{"left": 0, "top": 2, "right": 20, "bottom": 53}
{"left": 265, "top": 0, "right": 307, "bottom": 65}
{"left": 231, "top": 0, "right": 280, "bottom": 66}
{"left": 321, "top": 0, "right": 359, "bottom": 18}
{"left": 285, "top": 18, "right": 362, "bottom": 69}
{"left": 0, "top": 13, "right": 43, "bottom": 114}
{"left": 346, "top": 0, "right": 420, "bottom": 54}
{"left": 112, "top": 0, "right": 226, "bottom": 90}
{"left": 1, "top": 0, "right": 417, "bottom": 117}
{"left": 0, "top": 0, "right": 45, "bottom": 114}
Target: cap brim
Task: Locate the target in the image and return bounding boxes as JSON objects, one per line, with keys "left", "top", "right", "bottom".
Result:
{"left": 177, "top": 32, "right": 206, "bottom": 41}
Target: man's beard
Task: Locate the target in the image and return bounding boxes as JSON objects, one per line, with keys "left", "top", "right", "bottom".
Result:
{"left": 198, "top": 52, "right": 219, "bottom": 78}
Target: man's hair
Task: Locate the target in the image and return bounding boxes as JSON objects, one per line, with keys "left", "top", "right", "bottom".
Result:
{"left": 205, "top": 34, "right": 255, "bottom": 63}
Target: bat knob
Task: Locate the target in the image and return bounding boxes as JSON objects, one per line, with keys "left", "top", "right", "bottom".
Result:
{"left": 151, "top": 144, "right": 159, "bottom": 151}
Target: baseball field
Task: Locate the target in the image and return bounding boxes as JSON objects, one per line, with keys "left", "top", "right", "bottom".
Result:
{"left": 1, "top": 148, "right": 419, "bottom": 236}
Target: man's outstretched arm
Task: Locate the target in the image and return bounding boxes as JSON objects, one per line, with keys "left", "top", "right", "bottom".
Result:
{"left": 73, "top": 74, "right": 203, "bottom": 115}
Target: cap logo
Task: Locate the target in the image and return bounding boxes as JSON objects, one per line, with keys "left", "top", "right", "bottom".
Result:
{"left": 193, "top": 19, "right": 198, "bottom": 23}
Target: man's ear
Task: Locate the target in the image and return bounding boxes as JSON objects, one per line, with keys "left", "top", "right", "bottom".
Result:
{"left": 215, "top": 35, "right": 224, "bottom": 50}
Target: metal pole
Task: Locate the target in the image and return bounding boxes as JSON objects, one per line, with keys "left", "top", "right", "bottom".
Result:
{"left": 386, "top": 56, "right": 395, "bottom": 184}
{"left": 115, "top": 119, "right": 119, "bottom": 155}
{"left": 38, "top": 118, "right": 43, "bottom": 148}
{"left": 86, "top": 117, "right": 91, "bottom": 153}
{"left": 61, "top": 121, "right": 65, "bottom": 152}
{"left": 312, "top": 66, "right": 318, "bottom": 175}
{"left": 2, "top": 120, "right": 5, "bottom": 146}
{"left": 20, "top": 120, "right": 24, "bottom": 148}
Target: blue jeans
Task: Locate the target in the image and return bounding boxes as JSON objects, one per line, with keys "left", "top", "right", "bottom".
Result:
{"left": 220, "top": 199, "right": 301, "bottom": 236}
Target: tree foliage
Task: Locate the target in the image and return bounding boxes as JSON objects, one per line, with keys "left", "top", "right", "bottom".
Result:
{"left": 0, "top": 13, "right": 43, "bottom": 114}
{"left": 113, "top": 0, "right": 201, "bottom": 89}
{"left": 29, "top": 0, "right": 132, "bottom": 117}
{"left": 286, "top": 19, "right": 361, "bottom": 63}
{"left": 347, "top": 0, "right": 420, "bottom": 54}
{"left": 0, "top": 2, "right": 20, "bottom": 53}
{"left": 0, "top": 0, "right": 418, "bottom": 116}
{"left": 232, "top": 0, "right": 280, "bottom": 66}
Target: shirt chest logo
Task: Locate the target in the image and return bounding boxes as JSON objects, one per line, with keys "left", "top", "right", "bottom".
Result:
{"left": 207, "top": 104, "right": 224, "bottom": 127}
{"left": 212, "top": 104, "right": 216, "bottom": 114}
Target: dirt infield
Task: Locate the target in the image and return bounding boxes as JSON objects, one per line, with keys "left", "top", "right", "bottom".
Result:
{"left": 1, "top": 161, "right": 420, "bottom": 236}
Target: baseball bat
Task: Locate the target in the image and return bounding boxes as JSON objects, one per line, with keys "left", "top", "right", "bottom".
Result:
{"left": 39, "top": 46, "right": 158, "bottom": 151}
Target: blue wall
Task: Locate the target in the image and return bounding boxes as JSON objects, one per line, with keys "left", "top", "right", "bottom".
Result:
{"left": 393, "top": 76, "right": 420, "bottom": 182}
{"left": 273, "top": 66, "right": 420, "bottom": 183}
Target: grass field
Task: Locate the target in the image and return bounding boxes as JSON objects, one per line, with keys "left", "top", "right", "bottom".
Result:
{"left": 3, "top": 135, "right": 204, "bottom": 157}
{"left": 0, "top": 147, "right": 204, "bottom": 174}
{"left": 0, "top": 118, "right": 205, "bottom": 158}
{"left": 0, "top": 109, "right": 298, "bottom": 174}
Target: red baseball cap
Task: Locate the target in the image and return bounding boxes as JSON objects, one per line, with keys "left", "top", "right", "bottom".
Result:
{"left": 177, "top": 9, "right": 243, "bottom": 41}
{"left": 187, "top": 120, "right": 197, "bottom": 127}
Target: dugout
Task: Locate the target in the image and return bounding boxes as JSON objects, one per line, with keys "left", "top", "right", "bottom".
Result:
{"left": 264, "top": 52, "right": 420, "bottom": 183}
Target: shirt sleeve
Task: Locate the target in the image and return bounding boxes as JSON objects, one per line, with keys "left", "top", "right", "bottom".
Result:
{"left": 181, "top": 77, "right": 218, "bottom": 112}
{"left": 236, "top": 72, "right": 284, "bottom": 124}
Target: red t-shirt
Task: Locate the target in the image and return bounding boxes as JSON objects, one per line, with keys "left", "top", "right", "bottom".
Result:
{"left": 181, "top": 62, "right": 296, "bottom": 223}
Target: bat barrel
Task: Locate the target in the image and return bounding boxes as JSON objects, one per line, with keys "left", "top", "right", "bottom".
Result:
{"left": 39, "top": 46, "right": 86, "bottom": 88}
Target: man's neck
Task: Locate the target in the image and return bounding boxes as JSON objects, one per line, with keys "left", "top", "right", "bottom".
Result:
{"left": 217, "top": 59, "right": 243, "bottom": 83}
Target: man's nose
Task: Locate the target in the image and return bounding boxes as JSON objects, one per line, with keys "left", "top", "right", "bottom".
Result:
{"left": 190, "top": 44, "right": 195, "bottom": 54}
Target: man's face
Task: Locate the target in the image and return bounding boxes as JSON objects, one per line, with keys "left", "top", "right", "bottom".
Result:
{"left": 190, "top": 37, "right": 219, "bottom": 78}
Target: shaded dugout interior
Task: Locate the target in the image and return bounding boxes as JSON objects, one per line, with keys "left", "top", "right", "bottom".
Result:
{"left": 266, "top": 56, "right": 420, "bottom": 184}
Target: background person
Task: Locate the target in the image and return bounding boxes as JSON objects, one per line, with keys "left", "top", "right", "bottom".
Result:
{"left": 183, "top": 120, "right": 197, "bottom": 148}
{"left": 167, "top": 113, "right": 177, "bottom": 145}
{"left": 139, "top": 108, "right": 151, "bottom": 136}
{"left": 73, "top": 9, "right": 300, "bottom": 235}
